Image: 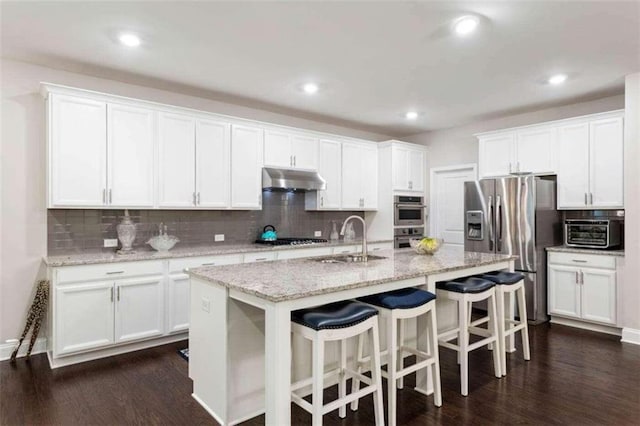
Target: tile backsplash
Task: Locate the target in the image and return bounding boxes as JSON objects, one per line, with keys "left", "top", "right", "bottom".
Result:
{"left": 48, "top": 191, "right": 363, "bottom": 254}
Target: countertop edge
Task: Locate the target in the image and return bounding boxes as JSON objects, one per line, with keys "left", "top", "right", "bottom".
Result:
{"left": 546, "top": 246, "right": 625, "bottom": 257}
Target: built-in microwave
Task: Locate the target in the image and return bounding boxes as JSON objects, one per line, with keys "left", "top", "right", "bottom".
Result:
{"left": 565, "top": 219, "right": 622, "bottom": 249}
{"left": 394, "top": 196, "right": 427, "bottom": 227}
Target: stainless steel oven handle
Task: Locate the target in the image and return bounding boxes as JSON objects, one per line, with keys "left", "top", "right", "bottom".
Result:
{"left": 394, "top": 204, "right": 428, "bottom": 208}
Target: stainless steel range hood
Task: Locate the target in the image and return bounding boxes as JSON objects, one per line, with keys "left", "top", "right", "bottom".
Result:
{"left": 262, "top": 167, "right": 326, "bottom": 191}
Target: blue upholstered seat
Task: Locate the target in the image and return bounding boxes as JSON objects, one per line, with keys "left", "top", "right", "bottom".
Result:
{"left": 436, "top": 277, "right": 495, "bottom": 294}
{"left": 291, "top": 301, "right": 378, "bottom": 331}
{"left": 358, "top": 287, "right": 436, "bottom": 310}
{"left": 480, "top": 271, "right": 525, "bottom": 285}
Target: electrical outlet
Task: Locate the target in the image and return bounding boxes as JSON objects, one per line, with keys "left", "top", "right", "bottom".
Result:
{"left": 214, "top": 234, "right": 225, "bottom": 242}
{"left": 314, "top": 231, "right": 322, "bottom": 237}
{"left": 103, "top": 238, "right": 118, "bottom": 248}
{"left": 201, "top": 297, "right": 211, "bottom": 313}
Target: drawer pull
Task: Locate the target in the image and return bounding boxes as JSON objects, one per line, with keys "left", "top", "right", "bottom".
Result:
{"left": 254, "top": 257, "right": 268, "bottom": 261}
{"left": 571, "top": 260, "right": 587, "bottom": 263}
{"left": 201, "top": 262, "right": 216, "bottom": 266}
{"left": 106, "top": 271, "right": 124, "bottom": 275}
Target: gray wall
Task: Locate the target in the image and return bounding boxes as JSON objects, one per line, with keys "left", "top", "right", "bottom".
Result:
{"left": 0, "top": 58, "right": 392, "bottom": 345}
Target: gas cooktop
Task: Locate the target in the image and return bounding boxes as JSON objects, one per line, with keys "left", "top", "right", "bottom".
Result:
{"left": 255, "top": 237, "right": 328, "bottom": 246}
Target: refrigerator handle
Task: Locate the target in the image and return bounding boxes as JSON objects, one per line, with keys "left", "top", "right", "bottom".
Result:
{"left": 496, "top": 195, "right": 503, "bottom": 252}
{"left": 488, "top": 195, "right": 494, "bottom": 251}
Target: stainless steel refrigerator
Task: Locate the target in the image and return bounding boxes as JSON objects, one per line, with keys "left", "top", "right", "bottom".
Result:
{"left": 464, "top": 176, "right": 562, "bottom": 324}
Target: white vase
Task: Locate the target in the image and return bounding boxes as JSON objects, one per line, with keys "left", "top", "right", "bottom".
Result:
{"left": 117, "top": 209, "right": 136, "bottom": 254}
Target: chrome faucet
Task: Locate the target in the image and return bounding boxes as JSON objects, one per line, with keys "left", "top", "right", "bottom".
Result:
{"left": 340, "top": 215, "right": 368, "bottom": 262}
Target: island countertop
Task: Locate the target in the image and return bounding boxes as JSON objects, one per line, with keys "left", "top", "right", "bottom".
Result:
{"left": 188, "top": 246, "right": 517, "bottom": 302}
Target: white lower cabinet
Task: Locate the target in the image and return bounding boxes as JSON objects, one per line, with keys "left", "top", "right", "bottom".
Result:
{"left": 167, "top": 273, "right": 190, "bottom": 333}
{"left": 115, "top": 275, "right": 165, "bottom": 343}
{"left": 547, "top": 252, "right": 617, "bottom": 327}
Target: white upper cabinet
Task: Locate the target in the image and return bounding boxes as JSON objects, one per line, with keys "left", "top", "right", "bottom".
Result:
{"left": 306, "top": 139, "right": 342, "bottom": 210}
{"left": 107, "top": 104, "right": 155, "bottom": 207}
{"left": 158, "top": 112, "right": 196, "bottom": 208}
{"left": 231, "top": 124, "right": 264, "bottom": 209}
{"left": 557, "top": 122, "right": 590, "bottom": 208}
{"left": 557, "top": 113, "right": 624, "bottom": 209}
{"left": 264, "top": 129, "right": 318, "bottom": 170}
{"left": 342, "top": 142, "right": 378, "bottom": 210}
{"left": 392, "top": 144, "right": 425, "bottom": 192}
{"left": 589, "top": 117, "right": 624, "bottom": 208}
{"left": 478, "top": 133, "right": 515, "bottom": 178}
{"left": 49, "top": 94, "right": 107, "bottom": 207}
{"left": 195, "top": 119, "right": 230, "bottom": 208}
{"left": 515, "top": 126, "right": 555, "bottom": 174}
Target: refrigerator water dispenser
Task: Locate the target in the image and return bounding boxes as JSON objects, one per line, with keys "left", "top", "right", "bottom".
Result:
{"left": 466, "top": 211, "right": 484, "bottom": 240}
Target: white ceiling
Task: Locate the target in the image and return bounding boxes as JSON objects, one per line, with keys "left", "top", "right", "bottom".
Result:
{"left": 2, "top": 1, "right": 639, "bottom": 136}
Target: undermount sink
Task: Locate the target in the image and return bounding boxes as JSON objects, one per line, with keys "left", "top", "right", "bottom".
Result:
{"left": 314, "top": 254, "right": 387, "bottom": 264}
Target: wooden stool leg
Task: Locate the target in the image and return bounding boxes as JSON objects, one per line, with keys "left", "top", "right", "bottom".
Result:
{"left": 429, "top": 308, "right": 442, "bottom": 407}
{"left": 397, "top": 317, "right": 404, "bottom": 389}
{"left": 370, "top": 321, "right": 386, "bottom": 426}
{"left": 312, "top": 335, "right": 325, "bottom": 426}
{"left": 459, "top": 296, "right": 469, "bottom": 396}
{"left": 350, "top": 333, "right": 365, "bottom": 411}
{"left": 517, "top": 285, "right": 531, "bottom": 361}
{"left": 488, "top": 292, "right": 502, "bottom": 378}
{"left": 338, "top": 338, "right": 347, "bottom": 418}
{"left": 387, "top": 311, "right": 398, "bottom": 426}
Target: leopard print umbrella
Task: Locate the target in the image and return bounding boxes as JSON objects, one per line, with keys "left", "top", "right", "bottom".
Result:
{"left": 10, "top": 280, "right": 49, "bottom": 362}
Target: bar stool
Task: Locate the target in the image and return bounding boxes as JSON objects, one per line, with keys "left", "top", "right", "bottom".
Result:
{"left": 479, "top": 271, "right": 531, "bottom": 376}
{"left": 353, "top": 288, "right": 442, "bottom": 426}
{"left": 436, "top": 277, "right": 502, "bottom": 396}
{"left": 290, "top": 301, "right": 385, "bottom": 426}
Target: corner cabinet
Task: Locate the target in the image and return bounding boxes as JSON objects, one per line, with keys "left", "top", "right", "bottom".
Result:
{"left": 547, "top": 252, "right": 618, "bottom": 329}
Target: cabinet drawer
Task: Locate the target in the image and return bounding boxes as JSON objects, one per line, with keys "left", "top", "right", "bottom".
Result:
{"left": 548, "top": 252, "right": 615, "bottom": 270}
{"left": 277, "top": 247, "right": 332, "bottom": 260}
{"left": 333, "top": 245, "right": 360, "bottom": 255}
{"left": 169, "top": 254, "right": 242, "bottom": 273}
{"left": 244, "top": 252, "right": 277, "bottom": 263}
{"left": 369, "top": 242, "right": 393, "bottom": 252}
{"left": 56, "top": 260, "right": 164, "bottom": 284}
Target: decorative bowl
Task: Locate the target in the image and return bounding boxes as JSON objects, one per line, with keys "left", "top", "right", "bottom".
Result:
{"left": 147, "top": 235, "right": 179, "bottom": 252}
{"left": 409, "top": 238, "right": 443, "bottom": 255}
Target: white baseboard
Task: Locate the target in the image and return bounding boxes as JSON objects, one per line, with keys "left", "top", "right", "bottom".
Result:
{"left": 621, "top": 328, "right": 640, "bottom": 345}
{"left": 549, "top": 316, "right": 622, "bottom": 336}
{"left": 0, "top": 337, "right": 47, "bottom": 361}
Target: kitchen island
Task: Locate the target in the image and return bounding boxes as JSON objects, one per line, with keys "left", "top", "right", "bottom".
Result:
{"left": 187, "top": 246, "right": 516, "bottom": 426}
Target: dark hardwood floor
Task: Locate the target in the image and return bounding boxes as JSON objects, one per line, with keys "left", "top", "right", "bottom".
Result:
{"left": 2, "top": 323, "right": 639, "bottom": 425}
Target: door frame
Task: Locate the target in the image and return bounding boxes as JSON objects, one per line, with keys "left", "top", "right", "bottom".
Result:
{"left": 429, "top": 163, "right": 478, "bottom": 239}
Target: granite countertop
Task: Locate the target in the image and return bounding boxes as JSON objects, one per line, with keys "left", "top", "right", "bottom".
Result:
{"left": 188, "top": 246, "right": 518, "bottom": 302}
{"left": 44, "top": 239, "right": 393, "bottom": 267}
{"left": 546, "top": 246, "right": 625, "bottom": 257}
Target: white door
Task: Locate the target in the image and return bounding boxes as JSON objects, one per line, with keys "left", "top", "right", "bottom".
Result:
{"left": 589, "top": 117, "right": 624, "bottom": 208}
{"left": 478, "top": 133, "right": 515, "bottom": 178}
{"left": 167, "top": 273, "right": 190, "bottom": 333}
{"left": 341, "top": 142, "right": 363, "bottom": 209}
{"left": 196, "top": 119, "right": 230, "bottom": 208}
{"left": 317, "top": 139, "right": 341, "bottom": 209}
{"left": 107, "top": 103, "right": 155, "bottom": 207}
{"left": 360, "top": 144, "right": 378, "bottom": 210}
{"left": 392, "top": 146, "right": 409, "bottom": 191}
{"left": 55, "top": 281, "right": 114, "bottom": 355}
{"left": 430, "top": 165, "right": 477, "bottom": 245}
{"left": 548, "top": 264, "right": 581, "bottom": 318}
{"left": 516, "top": 126, "right": 555, "bottom": 174}
{"left": 408, "top": 149, "right": 425, "bottom": 192}
{"left": 557, "top": 122, "right": 590, "bottom": 209}
{"left": 158, "top": 112, "right": 196, "bottom": 207}
{"left": 291, "top": 134, "right": 318, "bottom": 170}
{"left": 231, "top": 124, "right": 264, "bottom": 209}
{"left": 581, "top": 268, "right": 616, "bottom": 325}
{"left": 264, "top": 130, "right": 291, "bottom": 168}
{"left": 50, "top": 94, "right": 107, "bottom": 207}
{"left": 114, "top": 275, "right": 164, "bottom": 343}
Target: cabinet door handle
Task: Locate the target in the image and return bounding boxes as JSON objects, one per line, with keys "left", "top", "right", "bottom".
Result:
{"left": 580, "top": 271, "right": 584, "bottom": 285}
{"left": 197, "top": 192, "right": 201, "bottom": 205}
{"left": 575, "top": 271, "right": 579, "bottom": 284}
{"left": 102, "top": 189, "right": 106, "bottom": 204}
{"left": 293, "top": 155, "right": 296, "bottom": 167}
{"left": 509, "top": 162, "right": 512, "bottom": 173}
{"left": 110, "top": 287, "right": 114, "bottom": 302}
{"left": 108, "top": 189, "right": 112, "bottom": 204}
{"left": 517, "top": 162, "right": 520, "bottom": 173}
{"left": 589, "top": 193, "right": 593, "bottom": 205}
{"left": 584, "top": 193, "right": 588, "bottom": 205}
{"left": 320, "top": 196, "right": 324, "bottom": 207}
{"left": 290, "top": 155, "right": 293, "bottom": 166}
{"left": 117, "top": 286, "right": 120, "bottom": 301}
{"left": 192, "top": 192, "right": 196, "bottom": 205}
{"left": 106, "top": 271, "right": 124, "bottom": 275}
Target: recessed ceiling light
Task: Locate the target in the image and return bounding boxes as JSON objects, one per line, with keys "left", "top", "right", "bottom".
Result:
{"left": 302, "top": 83, "right": 319, "bottom": 94}
{"left": 548, "top": 74, "right": 568, "bottom": 85}
{"left": 454, "top": 16, "right": 479, "bottom": 36}
{"left": 405, "top": 111, "right": 419, "bottom": 120}
{"left": 118, "top": 33, "right": 141, "bottom": 47}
